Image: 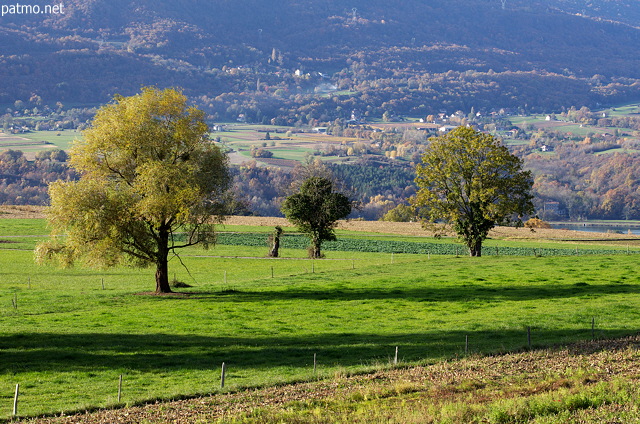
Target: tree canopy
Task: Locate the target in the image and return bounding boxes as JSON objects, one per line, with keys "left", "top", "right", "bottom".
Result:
{"left": 413, "top": 126, "right": 533, "bottom": 256}
{"left": 281, "top": 176, "right": 352, "bottom": 258}
{"left": 35, "top": 87, "right": 230, "bottom": 293}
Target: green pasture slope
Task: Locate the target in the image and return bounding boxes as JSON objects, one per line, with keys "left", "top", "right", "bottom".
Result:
{"left": 2, "top": 220, "right": 640, "bottom": 419}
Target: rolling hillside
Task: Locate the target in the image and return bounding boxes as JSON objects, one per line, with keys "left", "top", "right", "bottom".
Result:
{"left": 1, "top": 0, "right": 640, "bottom": 112}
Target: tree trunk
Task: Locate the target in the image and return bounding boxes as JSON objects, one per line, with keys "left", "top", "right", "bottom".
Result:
{"left": 155, "top": 260, "right": 172, "bottom": 293}
{"left": 269, "top": 238, "right": 280, "bottom": 258}
{"left": 469, "top": 240, "right": 483, "bottom": 257}
{"left": 310, "top": 236, "right": 322, "bottom": 259}
{"left": 155, "top": 226, "right": 172, "bottom": 293}
{"left": 268, "top": 226, "right": 283, "bottom": 258}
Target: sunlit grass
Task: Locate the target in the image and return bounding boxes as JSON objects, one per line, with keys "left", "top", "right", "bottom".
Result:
{"left": 2, "top": 219, "right": 640, "bottom": 418}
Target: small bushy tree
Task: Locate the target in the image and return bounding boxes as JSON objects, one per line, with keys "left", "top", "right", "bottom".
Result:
{"left": 281, "top": 177, "right": 351, "bottom": 258}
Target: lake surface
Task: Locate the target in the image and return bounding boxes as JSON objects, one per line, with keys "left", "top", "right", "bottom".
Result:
{"left": 551, "top": 223, "right": 640, "bottom": 235}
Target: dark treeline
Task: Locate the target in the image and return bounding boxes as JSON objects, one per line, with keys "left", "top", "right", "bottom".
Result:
{"left": 0, "top": 150, "right": 75, "bottom": 205}
{"left": 229, "top": 159, "right": 416, "bottom": 220}
{"left": 2, "top": 142, "right": 640, "bottom": 221}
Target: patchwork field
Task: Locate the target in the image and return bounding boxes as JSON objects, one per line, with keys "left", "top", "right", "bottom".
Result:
{"left": 0, "top": 131, "right": 78, "bottom": 160}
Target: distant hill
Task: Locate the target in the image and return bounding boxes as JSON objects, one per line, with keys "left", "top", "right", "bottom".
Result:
{"left": 2, "top": 0, "right": 640, "bottom": 115}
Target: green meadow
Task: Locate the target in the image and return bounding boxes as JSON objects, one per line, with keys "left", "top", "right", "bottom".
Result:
{"left": 1, "top": 219, "right": 640, "bottom": 419}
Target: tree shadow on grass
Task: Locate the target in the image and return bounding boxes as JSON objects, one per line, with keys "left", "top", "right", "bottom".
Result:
{"left": 0, "top": 328, "right": 632, "bottom": 374}
{"left": 189, "top": 282, "right": 640, "bottom": 303}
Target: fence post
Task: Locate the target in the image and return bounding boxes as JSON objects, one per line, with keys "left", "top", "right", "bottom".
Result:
{"left": 465, "top": 335, "right": 469, "bottom": 355}
{"left": 221, "top": 362, "right": 226, "bottom": 389}
{"left": 394, "top": 346, "right": 398, "bottom": 365}
{"left": 313, "top": 353, "right": 317, "bottom": 374}
{"left": 117, "top": 375, "right": 123, "bottom": 403}
{"left": 527, "top": 326, "right": 531, "bottom": 349}
{"left": 592, "top": 317, "right": 595, "bottom": 340}
{"left": 13, "top": 384, "right": 19, "bottom": 417}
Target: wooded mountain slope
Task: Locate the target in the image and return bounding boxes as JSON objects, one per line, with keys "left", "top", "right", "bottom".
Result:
{"left": 1, "top": 0, "right": 640, "bottom": 111}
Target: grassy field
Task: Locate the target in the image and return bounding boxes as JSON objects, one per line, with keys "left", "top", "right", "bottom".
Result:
{"left": 2, "top": 216, "right": 640, "bottom": 420}
{"left": 18, "top": 336, "right": 640, "bottom": 423}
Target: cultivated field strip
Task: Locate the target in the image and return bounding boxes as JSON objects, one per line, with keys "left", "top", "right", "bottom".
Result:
{"left": 214, "top": 232, "right": 638, "bottom": 256}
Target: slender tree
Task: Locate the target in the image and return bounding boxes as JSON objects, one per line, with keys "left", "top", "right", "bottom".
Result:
{"left": 35, "top": 87, "right": 230, "bottom": 293}
{"left": 281, "top": 177, "right": 352, "bottom": 258}
{"left": 413, "top": 126, "right": 534, "bottom": 256}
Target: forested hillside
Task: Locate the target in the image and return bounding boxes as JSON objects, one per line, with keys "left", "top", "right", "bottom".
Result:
{"left": 2, "top": 0, "right": 640, "bottom": 121}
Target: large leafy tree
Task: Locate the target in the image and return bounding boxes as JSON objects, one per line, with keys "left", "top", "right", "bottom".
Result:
{"left": 35, "top": 87, "right": 230, "bottom": 293}
{"left": 413, "top": 126, "right": 534, "bottom": 256}
{"left": 281, "top": 177, "right": 352, "bottom": 258}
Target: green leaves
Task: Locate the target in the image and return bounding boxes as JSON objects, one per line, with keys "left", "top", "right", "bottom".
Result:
{"left": 36, "top": 87, "right": 231, "bottom": 291}
{"left": 282, "top": 177, "right": 352, "bottom": 258}
{"left": 414, "top": 127, "right": 534, "bottom": 256}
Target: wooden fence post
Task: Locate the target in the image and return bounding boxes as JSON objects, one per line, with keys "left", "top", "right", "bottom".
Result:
{"left": 394, "top": 346, "right": 398, "bottom": 365}
{"left": 221, "top": 362, "right": 226, "bottom": 389}
{"left": 117, "top": 375, "right": 123, "bottom": 403}
{"left": 13, "top": 383, "right": 19, "bottom": 417}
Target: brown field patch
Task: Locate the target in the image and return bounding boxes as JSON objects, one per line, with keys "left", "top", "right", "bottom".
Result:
{"left": 0, "top": 136, "right": 30, "bottom": 142}
{"left": 2, "top": 210, "right": 638, "bottom": 246}
{"left": 0, "top": 205, "right": 46, "bottom": 219}
{"left": 254, "top": 158, "right": 299, "bottom": 168}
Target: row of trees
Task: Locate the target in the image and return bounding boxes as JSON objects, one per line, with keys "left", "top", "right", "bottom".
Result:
{"left": 34, "top": 88, "right": 532, "bottom": 293}
{"left": 34, "top": 88, "right": 354, "bottom": 293}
